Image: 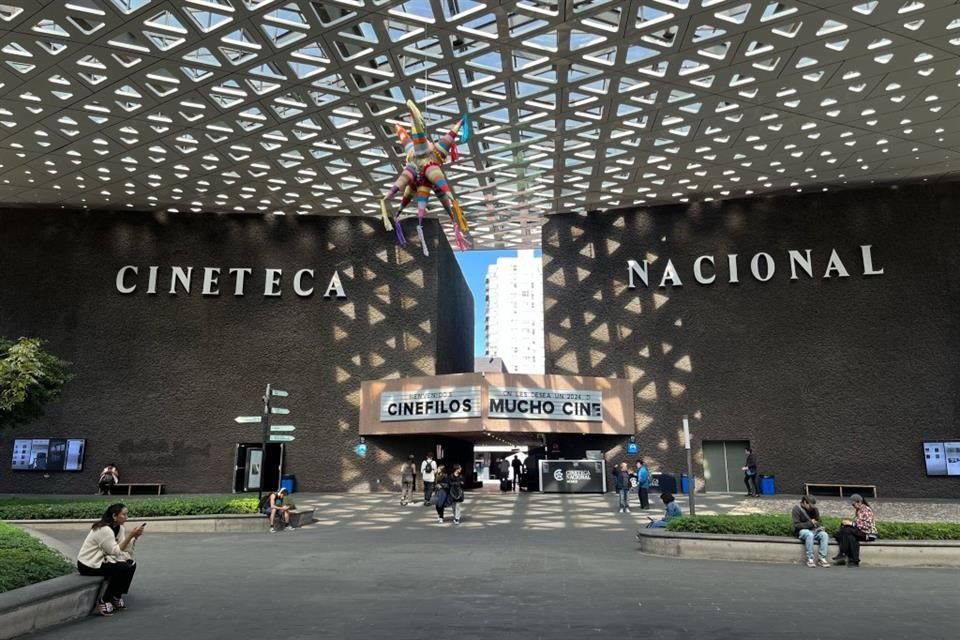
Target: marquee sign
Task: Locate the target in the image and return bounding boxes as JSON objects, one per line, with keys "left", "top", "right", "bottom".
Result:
{"left": 488, "top": 386, "right": 603, "bottom": 422}
{"left": 379, "top": 386, "right": 481, "bottom": 422}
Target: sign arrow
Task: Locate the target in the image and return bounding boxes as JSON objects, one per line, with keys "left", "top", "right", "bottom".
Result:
{"left": 234, "top": 416, "right": 262, "bottom": 424}
{"left": 268, "top": 435, "right": 295, "bottom": 443}
{"left": 271, "top": 389, "right": 289, "bottom": 397}
{"left": 271, "top": 407, "right": 290, "bottom": 415}
{"left": 270, "top": 425, "right": 296, "bottom": 433}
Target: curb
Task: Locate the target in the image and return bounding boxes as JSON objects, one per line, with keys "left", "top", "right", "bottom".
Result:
{"left": 0, "top": 573, "right": 102, "bottom": 640}
{"left": 635, "top": 528, "right": 960, "bottom": 568}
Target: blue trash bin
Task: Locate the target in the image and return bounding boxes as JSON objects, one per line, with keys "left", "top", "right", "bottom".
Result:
{"left": 680, "top": 473, "right": 689, "bottom": 494}
{"left": 759, "top": 474, "right": 775, "bottom": 496}
{"left": 281, "top": 474, "right": 296, "bottom": 494}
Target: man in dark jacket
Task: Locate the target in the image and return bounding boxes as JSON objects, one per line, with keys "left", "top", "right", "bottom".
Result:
{"left": 792, "top": 495, "right": 830, "bottom": 567}
{"left": 612, "top": 462, "right": 632, "bottom": 514}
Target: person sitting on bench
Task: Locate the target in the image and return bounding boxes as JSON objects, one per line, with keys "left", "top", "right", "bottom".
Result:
{"left": 266, "top": 487, "right": 293, "bottom": 533}
{"left": 833, "top": 493, "right": 878, "bottom": 566}
{"left": 792, "top": 495, "right": 831, "bottom": 568}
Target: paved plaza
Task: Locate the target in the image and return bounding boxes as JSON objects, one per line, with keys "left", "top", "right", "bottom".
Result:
{"left": 25, "top": 492, "right": 960, "bottom": 640}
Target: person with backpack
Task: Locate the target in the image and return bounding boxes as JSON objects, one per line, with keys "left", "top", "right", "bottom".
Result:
{"left": 98, "top": 463, "right": 119, "bottom": 495}
{"left": 261, "top": 487, "right": 292, "bottom": 532}
{"left": 421, "top": 452, "right": 437, "bottom": 506}
{"left": 400, "top": 455, "right": 416, "bottom": 506}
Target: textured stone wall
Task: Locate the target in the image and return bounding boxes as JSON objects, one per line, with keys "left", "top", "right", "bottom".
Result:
{"left": 543, "top": 184, "right": 960, "bottom": 498}
{"left": 0, "top": 209, "right": 471, "bottom": 493}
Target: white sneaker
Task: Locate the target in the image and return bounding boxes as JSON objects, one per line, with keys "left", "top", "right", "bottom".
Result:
{"left": 619, "top": 508, "right": 624, "bottom": 513}
{"left": 625, "top": 508, "right": 631, "bottom": 513}
{"left": 805, "top": 558, "right": 816, "bottom": 567}
{"left": 269, "top": 527, "right": 277, "bottom": 533}
{"left": 818, "top": 558, "right": 831, "bottom": 568}
{"left": 436, "top": 517, "right": 443, "bottom": 523}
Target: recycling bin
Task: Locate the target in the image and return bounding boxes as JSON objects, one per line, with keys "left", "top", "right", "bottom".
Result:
{"left": 680, "top": 473, "right": 689, "bottom": 494}
{"left": 281, "top": 474, "right": 297, "bottom": 494}
{"left": 759, "top": 474, "right": 775, "bottom": 496}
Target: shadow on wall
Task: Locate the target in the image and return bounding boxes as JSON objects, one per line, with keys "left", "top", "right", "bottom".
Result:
{"left": 542, "top": 208, "right": 709, "bottom": 479}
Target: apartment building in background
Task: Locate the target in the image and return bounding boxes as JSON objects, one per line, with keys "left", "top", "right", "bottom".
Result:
{"left": 484, "top": 250, "right": 545, "bottom": 374}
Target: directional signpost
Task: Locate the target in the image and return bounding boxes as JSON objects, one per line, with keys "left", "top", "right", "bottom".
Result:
{"left": 234, "top": 384, "right": 296, "bottom": 503}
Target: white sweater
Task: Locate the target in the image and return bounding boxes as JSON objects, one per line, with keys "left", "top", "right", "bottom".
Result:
{"left": 76, "top": 525, "right": 134, "bottom": 568}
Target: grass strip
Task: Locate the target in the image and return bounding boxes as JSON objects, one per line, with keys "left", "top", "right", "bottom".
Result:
{"left": 0, "top": 521, "right": 74, "bottom": 593}
{"left": 666, "top": 515, "right": 960, "bottom": 540}
{"left": 0, "top": 496, "right": 259, "bottom": 520}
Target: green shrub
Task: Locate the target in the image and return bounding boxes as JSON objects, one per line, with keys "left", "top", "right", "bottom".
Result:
{"left": 0, "top": 522, "right": 74, "bottom": 593}
{"left": 666, "top": 515, "right": 960, "bottom": 540}
{"left": 0, "top": 496, "right": 259, "bottom": 521}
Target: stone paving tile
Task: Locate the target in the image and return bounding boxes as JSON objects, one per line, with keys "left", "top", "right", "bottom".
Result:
{"left": 290, "top": 492, "right": 960, "bottom": 529}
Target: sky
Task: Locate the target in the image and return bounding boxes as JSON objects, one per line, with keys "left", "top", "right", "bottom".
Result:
{"left": 454, "top": 248, "right": 541, "bottom": 356}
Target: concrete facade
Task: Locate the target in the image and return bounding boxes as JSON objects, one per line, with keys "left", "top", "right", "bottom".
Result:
{"left": 542, "top": 184, "right": 960, "bottom": 498}
{"left": 0, "top": 209, "right": 473, "bottom": 493}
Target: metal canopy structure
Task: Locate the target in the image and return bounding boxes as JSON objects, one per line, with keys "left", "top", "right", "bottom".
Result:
{"left": 1, "top": 1, "right": 960, "bottom": 248}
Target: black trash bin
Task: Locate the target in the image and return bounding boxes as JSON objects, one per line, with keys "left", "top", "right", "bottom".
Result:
{"left": 658, "top": 473, "right": 677, "bottom": 495}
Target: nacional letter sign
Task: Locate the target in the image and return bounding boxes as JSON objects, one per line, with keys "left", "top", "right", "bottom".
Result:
{"left": 379, "top": 386, "right": 481, "bottom": 422}
{"left": 488, "top": 386, "right": 603, "bottom": 422}
{"left": 539, "top": 460, "right": 607, "bottom": 493}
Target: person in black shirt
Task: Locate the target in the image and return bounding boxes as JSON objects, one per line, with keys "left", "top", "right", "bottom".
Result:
{"left": 742, "top": 447, "right": 759, "bottom": 497}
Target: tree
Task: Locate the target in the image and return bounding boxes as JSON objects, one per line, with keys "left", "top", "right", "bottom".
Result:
{"left": 0, "top": 337, "right": 73, "bottom": 429}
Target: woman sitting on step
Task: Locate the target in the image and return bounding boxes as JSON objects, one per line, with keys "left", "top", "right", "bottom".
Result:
{"left": 76, "top": 503, "right": 145, "bottom": 616}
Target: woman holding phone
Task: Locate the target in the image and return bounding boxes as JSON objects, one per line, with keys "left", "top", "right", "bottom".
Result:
{"left": 76, "top": 503, "right": 145, "bottom": 616}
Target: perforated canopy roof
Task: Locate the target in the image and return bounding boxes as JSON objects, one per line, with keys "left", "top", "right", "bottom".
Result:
{"left": 1, "top": 1, "right": 959, "bottom": 248}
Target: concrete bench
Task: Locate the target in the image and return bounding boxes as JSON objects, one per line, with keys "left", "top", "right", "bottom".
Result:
{"left": 636, "top": 528, "right": 960, "bottom": 567}
{"left": 112, "top": 482, "right": 164, "bottom": 495}
{"left": 803, "top": 483, "right": 878, "bottom": 498}
{"left": 0, "top": 573, "right": 104, "bottom": 640}
{"left": 263, "top": 508, "right": 315, "bottom": 529}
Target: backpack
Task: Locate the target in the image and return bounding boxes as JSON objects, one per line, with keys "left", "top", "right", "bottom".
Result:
{"left": 99, "top": 473, "right": 115, "bottom": 485}
{"left": 257, "top": 493, "right": 275, "bottom": 514}
{"left": 424, "top": 462, "right": 434, "bottom": 475}
{"left": 449, "top": 484, "right": 464, "bottom": 502}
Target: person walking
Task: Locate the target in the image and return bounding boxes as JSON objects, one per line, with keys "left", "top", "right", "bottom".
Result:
{"left": 635, "top": 459, "right": 650, "bottom": 510}
{"left": 449, "top": 463, "right": 466, "bottom": 525}
{"left": 421, "top": 452, "right": 437, "bottom": 506}
{"left": 433, "top": 465, "right": 449, "bottom": 523}
{"left": 400, "top": 455, "right": 416, "bottom": 506}
{"left": 742, "top": 447, "right": 759, "bottom": 497}
{"left": 612, "top": 461, "right": 632, "bottom": 514}
{"left": 76, "top": 503, "right": 144, "bottom": 616}
{"left": 511, "top": 456, "right": 522, "bottom": 492}
{"left": 834, "top": 494, "right": 878, "bottom": 566}
{"left": 792, "top": 495, "right": 830, "bottom": 567}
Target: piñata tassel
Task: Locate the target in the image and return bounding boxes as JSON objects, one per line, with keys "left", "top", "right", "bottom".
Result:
{"left": 460, "top": 113, "right": 470, "bottom": 143}
{"left": 452, "top": 199, "right": 469, "bottom": 232}
{"left": 417, "top": 223, "right": 430, "bottom": 256}
{"left": 454, "top": 224, "right": 468, "bottom": 250}
{"left": 394, "top": 217, "right": 407, "bottom": 245}
{"left": 450, "top": 142, "right": 459, "bottom": 162}
{"left": 380, "top": 199, "right": 393, "bottom": 231}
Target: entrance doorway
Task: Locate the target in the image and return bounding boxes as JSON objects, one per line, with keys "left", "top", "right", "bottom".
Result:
{"left": 233, "top": 443, "right": 285, "bottom": 493}
{"left": 702, "top": 440, "right": 750, "bottom": 492}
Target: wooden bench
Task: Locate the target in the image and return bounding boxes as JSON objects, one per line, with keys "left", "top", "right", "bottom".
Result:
{"left": 112, "top": 482, "right": 164, "bottom": 495}
{"left": 803, "top": 483, "right": 878, "bottom": 499}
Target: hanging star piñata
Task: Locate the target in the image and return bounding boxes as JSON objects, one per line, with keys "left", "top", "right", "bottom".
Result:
{"left": 379, "top": 100, "right": 471, "bottom": 255}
